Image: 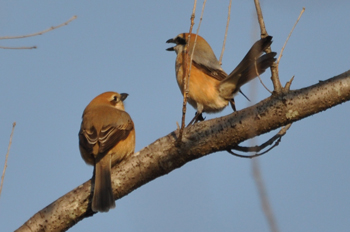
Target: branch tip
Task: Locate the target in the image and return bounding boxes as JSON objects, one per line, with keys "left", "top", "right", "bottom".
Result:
{"left": 0, "top": 15, "right": 77, "bottom": 40}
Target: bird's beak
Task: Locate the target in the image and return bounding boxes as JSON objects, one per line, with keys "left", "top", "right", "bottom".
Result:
{"left": 120, "top": 93, "right": 128, "bottom": 101}
{"left": 166, "top": 38, "right": 175, "bottom": 43}
{"left": 166, "top": 38, "right": 175, "bottom": 51}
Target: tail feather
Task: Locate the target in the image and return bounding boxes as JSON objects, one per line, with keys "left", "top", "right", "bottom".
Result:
{"left": 228, "top": 36, "right": 273, "bottom": 79}
{"left": 218, "top": 36, "right": 276, "bottom": 100}
{"left": 236, "top": 52, "right": 277, "bottom": 88}
{"left": 92, "top": 154, "right": 115, "bottom": 212}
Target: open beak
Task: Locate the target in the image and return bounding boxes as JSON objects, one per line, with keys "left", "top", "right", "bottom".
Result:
{"left": 166, "top": 38, "right": 175, "bottom": 43}
{"left": 166, "top": 38, "right": 175, "bottom": 51}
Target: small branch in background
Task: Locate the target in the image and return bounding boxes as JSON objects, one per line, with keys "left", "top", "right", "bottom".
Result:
{"left": 278, "top": 7, "right": 304, "bottom": 94}
{"left": 254, "top": 0, "right": 282, "bottom": 93}
{"left": 188, "top": 0, "right": 207, "bottom": 86}
{"left": 277, "top": 8, "right": 305, "bottom": 65}
{"left": 252, "top": 1, "right": 283, "bottom": 231}
{"left": 0, "top": 16, "right": 77, "bottom": 50}
{"left": 0, "top": 122, "right": 16, "bottom": 200}
{"left": 252, "top": 158, "right": 280, "bottom": 232}
{"left": 243, "top": 124, "right": 292, "bottom": 232}
{"left": 0, "top": 46, "right": 37, "bottom": 49}
{"left": 219, "top": 0, "right": 232, "bottom": 64}
{"left": 0, "top": 16, "right": 77, "bottom": 40}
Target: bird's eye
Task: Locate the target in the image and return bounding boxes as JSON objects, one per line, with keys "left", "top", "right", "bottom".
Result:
{"left": 176, "top": 37, "right": 186, "bottom": 45}
{"left": 113, "top": 95, "right": 119, "bottom": 102}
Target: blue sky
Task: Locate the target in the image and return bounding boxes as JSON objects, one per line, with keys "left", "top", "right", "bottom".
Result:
{"left": 1, "top": 1, "right": 349, "bottom": 231}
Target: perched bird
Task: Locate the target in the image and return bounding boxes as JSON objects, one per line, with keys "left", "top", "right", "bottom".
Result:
{"left": 79, "top": 91, "right": 135, "bottom": 212}
{"left": 166, "top": 33, "right": 277, "bottom": 125}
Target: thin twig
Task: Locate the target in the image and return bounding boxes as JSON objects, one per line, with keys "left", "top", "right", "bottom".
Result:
{"left": 177, "top": 0, "right": 207, "bottom": 145}
{"left": 254, "top": 59, "right": 272, "bottom": 94}
{"left": 230, "top": 123, "right": 292, "bottom": 232}
{"left": 254, "top": 0, "right": 282, "bottom": 93}
{"left": 284, "top": 75, "right": 295, "bottom": 91}
{"left": 176, "top": 0, "right": 197, "bottom": 146}
{"left": 219, "top": 0, "right": 232, "bottom": 64}
{"left": 188, "top": 0, "right": 207, "bottom": 86}
{"left": 253, "top": 0, "right": 267, "bottom": 37}
{"left": 277, "top": 8, "right": 305, "bottom": 64}
{"left": 252, "top": 3, "right": 282, "bottom": 229}
{"left": 252, "top": 158, "right": 280, "bottom": 232}
{"left": 0, "top": 16, "right": 77, "bottom": 40}
{"left": 0, "top": 122, "right": 16, "bottom": 200}
{"left": 0, "top": 46, "right": 37, "bottom": 50}
{"left": 176, "top": 121, "right": 180, "bottom": 129}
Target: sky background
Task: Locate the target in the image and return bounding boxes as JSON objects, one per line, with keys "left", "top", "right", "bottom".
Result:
{"left": 1, "top": 1, "right": 349, "bottom": 231}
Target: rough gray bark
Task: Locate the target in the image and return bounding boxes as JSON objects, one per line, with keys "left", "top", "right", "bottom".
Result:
{"left": 15, "top": 70, "right": 350, "bottom": 232}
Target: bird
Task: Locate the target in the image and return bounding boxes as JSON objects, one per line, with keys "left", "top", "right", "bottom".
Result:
{"left": 166, "top": 33, "right": 277, "bottom": 125}
{"left": 78, "top": 91, "right": 135, "bottom": 212}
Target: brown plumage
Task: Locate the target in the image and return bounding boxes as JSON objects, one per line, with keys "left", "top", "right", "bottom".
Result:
{"left": 79, "top": 91, "right": 135, "bottom": 212}
{"left": 166, "top": 33, "right": 276, "bottom": 125}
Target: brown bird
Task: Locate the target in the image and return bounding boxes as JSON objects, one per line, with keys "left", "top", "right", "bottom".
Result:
{"left": 79, "top": 91, "right": 135, "bottom": 212}
{"left": 166, "top": 33, "right": 276, "bottom": 125}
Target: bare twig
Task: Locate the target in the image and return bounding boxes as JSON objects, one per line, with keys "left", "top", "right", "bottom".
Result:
{"left": 253, "top": 2, "right": 283, "bottom": 229}
{"left": 230, "top": 123, "right": 292, "bottom": 232}
{"left": 219, "top": 0, "right": 232, "bottom": 64}
{"left": 176, "top": 0, "right": 207, "bottom": 145}
{"left": 176, "top": 121, "right": 181, "bottom": 131}
{"left": 188, "top": 0, "right": 207, "bottom": 87}
{"left": 284, "top": 75, "right": 295, "bottom": 91}
{"left": 252, "top": 158, "right": 280, "bottom": 232}
{"left": 0, "top": 16, "right": 77, "bottom": 40}
{"left": 176, "top": 0, "right": 197, "bottom": 146}
{"left": 254, "top": 0, "right": 282, "bottom": 93}
{"left": 254, "top": 59, "right": 272, "bottom": 94}
{"left": 0, "top": 122, "right": 16, "bottom": 200}
{"left": 253, "top": 0, "right": 268, "bottom": 37}
{"left": 277, "top": 8, "right": 305, "bottom": 64}
{"left": 0, "top": 46, "right": 37, "bottom": 50}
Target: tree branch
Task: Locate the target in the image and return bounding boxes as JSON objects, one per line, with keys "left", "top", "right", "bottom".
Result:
{"left": 277, "top": 8, "right": 305, "bottom": 65}
{"left": 0, "top": 46, "right": 37, "bottom": 49}
{"left": 219, "top": 0, "right": 232, "bottom": 64}
{"left": 177, "top": 0, "right": 197, "bottom": 144}
{"left": 0, "top": 16, "right": 77, "bottom": 40}
{"left": 254, "top": 0, "right": 282, "bottom": 93}
{"left": 0, "top": 122, "right": 16, "bottom": 199}
{"left": 252, "top": 158, "right": 280, "bottom": 232}
{"left": 15, "top": 70, "right": 350, "bottom": 232}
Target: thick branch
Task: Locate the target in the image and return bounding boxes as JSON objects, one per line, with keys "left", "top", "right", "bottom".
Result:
{"left": 15, "top": 70, "right": 350, "bottom": 232}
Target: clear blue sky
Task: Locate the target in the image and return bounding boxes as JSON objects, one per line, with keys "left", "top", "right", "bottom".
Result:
{"left": 1, "top": 1, "right": 349, "bottom": 231}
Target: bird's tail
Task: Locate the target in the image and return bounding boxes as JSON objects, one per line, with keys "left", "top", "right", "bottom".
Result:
{"left": 92, "top": 153, "right": 116, "bottom": 212}
{"left": 218, "top": 36, "right": 276, "bottom": 100}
